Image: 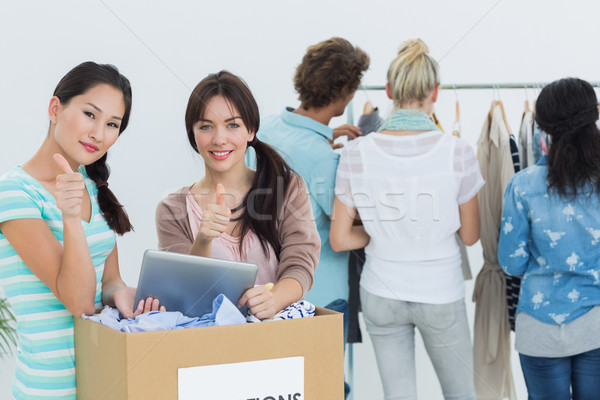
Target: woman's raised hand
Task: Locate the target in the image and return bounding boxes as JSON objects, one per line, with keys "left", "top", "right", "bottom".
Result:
{"left": 197, "top": 183, "right": 231, "bottom": 243}
{"left": 53, "top": 154, "right": 85, "bottom": 219}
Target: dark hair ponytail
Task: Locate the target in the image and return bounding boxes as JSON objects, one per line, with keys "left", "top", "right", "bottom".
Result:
{"left": 237, "top": 139, "right": 292, "bottom": 258}
{"left": 53, "top": 61, "right": 133, "bottom": 235}
{"left": 185, "top": 71, "right": 293, "bottom": 257}
{"left": 85, "top": 153, "right": 133, "bottom": 235}
{"left": 536, "top": 77, "right": 600, "bottom": 199}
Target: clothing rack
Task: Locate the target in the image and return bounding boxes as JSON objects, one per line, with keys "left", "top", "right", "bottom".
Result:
{"left": 346, "top": 82, "right": 600, "bottom": 125}
{"left": 362, "top": 81, "right": 600, "bottom": 91}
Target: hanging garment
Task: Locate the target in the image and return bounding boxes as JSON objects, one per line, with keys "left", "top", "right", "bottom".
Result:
{"left": 452, "top": 120, "right": 474, "bottom": 281}
{"left": 505, "top": 136, "right": 522, "bottom": 332}
{"left": 357, "top": 109, "right": 383, "bottom": 135}
{"left": 508, "top": 110, "right": 539, "bottom": 332}
{"left": 517, "top": 111, "right": 534, "bottom": 169}
{"left": 347, "top": 248, "right": 365, "bottom": 343}
{"left": 453, "top": 100, "right": 461, "bottom": 138}
{"left": 473, "top": 104, "right": 517, "bottom": 400}
{"left": 532, "top": 122, "right": 549, "bottom": 164}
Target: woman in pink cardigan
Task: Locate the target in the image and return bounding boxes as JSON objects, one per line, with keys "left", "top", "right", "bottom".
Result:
{"left": 155, "top": 71, "right": 320, "bottom": 320}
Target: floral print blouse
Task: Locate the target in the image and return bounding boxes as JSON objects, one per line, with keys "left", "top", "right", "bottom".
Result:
{"left": 499, "top": 156, "right": 600, "bottom": 325}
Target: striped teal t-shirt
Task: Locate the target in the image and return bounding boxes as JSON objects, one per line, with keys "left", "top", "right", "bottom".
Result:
{"left": 0, "top": 166, "right": 116, "bottom": 400}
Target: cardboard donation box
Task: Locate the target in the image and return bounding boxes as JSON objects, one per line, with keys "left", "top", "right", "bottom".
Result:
{"left": 74, "top": 307, "right": 343, "bottom": 400}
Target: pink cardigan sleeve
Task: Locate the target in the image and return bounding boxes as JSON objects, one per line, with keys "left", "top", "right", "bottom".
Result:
{"left": 155, "top": 187, "right": 195, "bottom": 254}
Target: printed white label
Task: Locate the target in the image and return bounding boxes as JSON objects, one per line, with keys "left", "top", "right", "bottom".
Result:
{"left": 178, "top": 356, "right": 304, "bottom": 400}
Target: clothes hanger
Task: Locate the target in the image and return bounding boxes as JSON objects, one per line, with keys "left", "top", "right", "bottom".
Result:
{"left": 488, "top": 86, "right": 497, "bottom": 123}
{"left": 533, "top": 82, "right": 540, "bottom": 111}
{"left": 524, "top": 85, "right": 531, "bottom": 113}
{"left": 431, "top": 110, "right": 444, "bottom": 131}
{"left": 498, "top": 85, "right": 512, "bottom": 134}
{"left": 499, "top": 101, "right": 513, "bottom": 135}
{"left": 494, "top": 84, "right": 513, "bottom": 135}
{"left": 453, "top": 84, "right": 461, "bottom": 137}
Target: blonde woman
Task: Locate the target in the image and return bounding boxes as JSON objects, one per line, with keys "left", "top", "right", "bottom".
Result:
{"left": 330, "top": 39, "right": 483, "bottom": 399}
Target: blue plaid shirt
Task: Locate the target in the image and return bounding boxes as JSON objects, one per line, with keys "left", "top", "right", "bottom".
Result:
{"left": 499, "top": 156, "right": 600, "bottom": 325}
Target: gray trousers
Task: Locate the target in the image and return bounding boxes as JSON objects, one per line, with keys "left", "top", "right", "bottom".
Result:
{"left": 360, "top": 287, "right": 476, "bottom": 400}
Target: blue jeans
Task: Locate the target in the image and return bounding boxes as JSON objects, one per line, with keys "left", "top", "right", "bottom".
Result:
{"left": 324, "top": 299, "right": 350, "bottom": 399}
{"left": 325, "top": 298, "right": 349, "bottom": 342}
{"left": 519, "top": 348, "right": 600, "bottom": 400}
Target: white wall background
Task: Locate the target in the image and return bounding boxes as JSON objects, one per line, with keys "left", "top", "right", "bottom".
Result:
{"left": 1, "top": 0, "right": 599, "bottom": 398}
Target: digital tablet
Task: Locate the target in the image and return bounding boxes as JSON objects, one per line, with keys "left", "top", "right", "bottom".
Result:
{"left": 134, "top": 249, "right": 258, "bottom": 317}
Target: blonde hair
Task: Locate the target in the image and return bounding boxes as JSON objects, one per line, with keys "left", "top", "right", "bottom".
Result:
{"left": 387, "top": 39, "right": 440, "bottom": 109}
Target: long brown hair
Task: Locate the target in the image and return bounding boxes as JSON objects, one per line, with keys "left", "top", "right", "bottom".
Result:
{"left": 185, "top": 71, "right": 293, "bottom": 258}
{"left": 53, "top": 61, "right": 133, "bottom": 235}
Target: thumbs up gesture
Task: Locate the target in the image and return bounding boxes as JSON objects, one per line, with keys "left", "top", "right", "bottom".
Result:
{"left": 197, "top": 183, "right": 232, "bottom": 243}
{"left": 53, "top": 154, "right": 85, "bottom": 219}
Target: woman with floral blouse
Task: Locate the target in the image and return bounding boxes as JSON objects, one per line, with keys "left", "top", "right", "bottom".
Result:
{"left": 499, "top": 77, "right": 600, "bottom": 399}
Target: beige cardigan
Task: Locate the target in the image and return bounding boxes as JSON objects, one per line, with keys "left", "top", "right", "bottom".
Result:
{"left": 473, "top": 104, "right": 517, "bottom": 400}
{"left": 154, "top": 175, "right": 320, "bottom": 297}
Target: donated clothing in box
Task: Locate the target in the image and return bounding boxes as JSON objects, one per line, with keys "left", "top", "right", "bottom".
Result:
{"left": 74, "top": 307, "right": 343, "bottom": 399}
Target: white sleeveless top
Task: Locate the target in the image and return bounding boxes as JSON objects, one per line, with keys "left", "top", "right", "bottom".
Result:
{"left": 336, "top": 131, "right": 484, "bottom": 303}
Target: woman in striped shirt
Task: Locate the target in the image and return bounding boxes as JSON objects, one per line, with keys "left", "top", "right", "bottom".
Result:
{"left": 0, "top": 62, "right": 161, "bottom": 399}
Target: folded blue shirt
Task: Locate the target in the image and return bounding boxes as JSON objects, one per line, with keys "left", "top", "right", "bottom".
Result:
{"left": 83, "top": 294, "right": 246, "bottom": 332}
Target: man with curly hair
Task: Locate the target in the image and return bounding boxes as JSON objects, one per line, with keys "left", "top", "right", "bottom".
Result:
{"left": 246, "top": 36, "right": 369, "bottom": 398}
